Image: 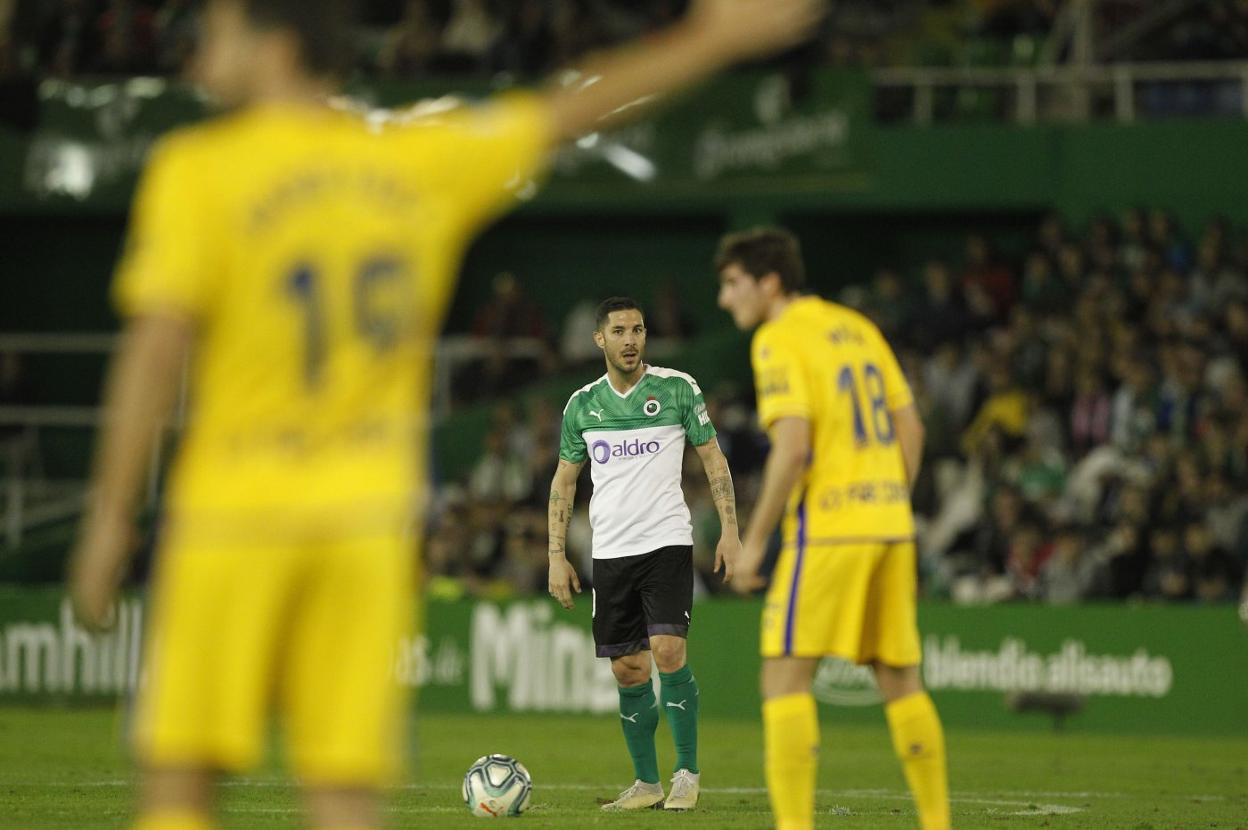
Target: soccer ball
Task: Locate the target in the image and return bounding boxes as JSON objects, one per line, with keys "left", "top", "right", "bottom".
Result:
{"left": 462, "top": 754, "right": 532, "bottom": 818}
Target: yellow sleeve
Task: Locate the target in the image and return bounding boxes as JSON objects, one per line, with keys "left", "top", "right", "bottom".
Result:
{"left": 113, "top": 134, "right": 220, "bottom": 320}
{"left": 402, "top": 92, "right": 552, "bottom": 235}
{"left": 873, "top": 328, "right": 914, "bottom": 411}
{"left": 752, "top": 326, "right": 812, "bottom": 429}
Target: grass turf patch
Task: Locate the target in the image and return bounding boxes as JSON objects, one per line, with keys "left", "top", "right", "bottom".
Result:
{"left": 0, "top": 707, "right": 1245, "bottom": 828}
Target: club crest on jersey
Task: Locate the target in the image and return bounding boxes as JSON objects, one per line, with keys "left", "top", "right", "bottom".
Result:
{"left": 643, "top": 396, "right": 662, "bottom": 417}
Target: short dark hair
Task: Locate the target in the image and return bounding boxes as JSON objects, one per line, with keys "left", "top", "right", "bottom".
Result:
{"left": 596, "top": 297, "right": 643, "bottom": 330}
{"left": 714, "top": 227, "right": 806, "bottom": 293}
{"left": 237, "top": 0, "right": 355, "bottom": 76}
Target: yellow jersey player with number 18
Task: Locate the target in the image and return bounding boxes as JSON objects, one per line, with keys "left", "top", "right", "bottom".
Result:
{"left": 715, "top": 228, "right": 950, "bottom": 830}
{"left": 66, "top": 3, "right": 826, "bottom": 830}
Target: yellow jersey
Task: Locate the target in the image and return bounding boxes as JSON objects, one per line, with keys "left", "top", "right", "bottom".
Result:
{"left": 114, "top": 94, "right": 550, "bottom": 538}
{"left": 751, "top": 296, "right": 915, "bottom": 545}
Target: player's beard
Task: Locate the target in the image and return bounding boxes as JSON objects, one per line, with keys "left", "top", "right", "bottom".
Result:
{"left": 609, "top": 349, "right": 643, "bottom": 377}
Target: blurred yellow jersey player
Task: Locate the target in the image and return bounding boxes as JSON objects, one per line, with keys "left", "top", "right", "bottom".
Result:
{"left": 716, "top": 228, "right": 949, "bottom": 830}
{"left": 120, "top": 76, "right": 549, "bottom": 775}
{"left": 66, "top": 2, "right": 826, "bottom": 830}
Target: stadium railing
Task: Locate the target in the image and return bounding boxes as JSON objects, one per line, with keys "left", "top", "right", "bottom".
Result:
{"left": 0, "top": 332, "right": 547, "bottom": 548}
{"left": 872, "top": 60, "right": 1248, "bottom": 123}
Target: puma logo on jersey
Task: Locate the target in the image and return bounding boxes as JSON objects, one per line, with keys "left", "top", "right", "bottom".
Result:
{"left": 588, "top": 410, "right": 604, "bottom": 421}
{"left": 665, "top": 700, "right": 687, "bottom": 710}
{"left": 621, "top": 712, "right": 640, "bottom": 723}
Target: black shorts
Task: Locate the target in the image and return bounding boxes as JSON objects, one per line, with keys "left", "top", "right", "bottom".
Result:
{"left": 591, "top": 545, "right": 693, "bottom": 658}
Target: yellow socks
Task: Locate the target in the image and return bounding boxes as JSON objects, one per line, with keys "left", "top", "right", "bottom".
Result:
{"left": 132, "top": 812, "right": 214, "bottom": 830}
{"left": 885, "top": 691, "right": 951, "bottom": 830}
{"left": 762, "top": 693, "right": 819, "bottom": 830}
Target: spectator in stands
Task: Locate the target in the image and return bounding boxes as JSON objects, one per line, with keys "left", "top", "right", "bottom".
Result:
{"left": 865, "top": 266, "right": 912, "bottom": 342}
{"left": 468, "top": 428, "right": 530, "bottom": 505}
{"left": 1069, "top": 366, "right": 1111, "bottom": 457}
{"left": 378, "top": 0, "right": 440, "bottom": 76}
{"left": 1148, "top": 208, "right": 1192, "bottom": 272}
{"left": 460, "top": 271, "right": 552, "bottom": 401}
{"left": 494, "top": 0, "right": 555, "bottom": 77}
{"left": 1143, "top": 526, "right": 1190, "bottom": 601}
{"left": 38, "top": 0, "right": 100, "bottom": 77}
{"left": 152, "top": 0, "right": 195, "bottom": 73}
{"left": 96, "top": 0, "right": 156, "bottom": 74}
{"left": 647, "top": 280, "right": 698, "bottom": 342}
{"left": 962, "top": 362, "right": 1028, "bottom": 455}
{"left": 438, "top": 0, "right": 502, "bottom": 73}
{"left": 1040, "top": 525, "right": 1099, "bottom": 604}
{"left": 912, "top": 259, "right": 971, "bottom": 350}
{"left": 961, "top": 232, "right": 1016, "bottom": 323}
{"left": 1185, "top": 521, "right": 1241, "bottom": 603}
{"left": 1020, "top": 251, "right": 1065, "bottom": 317}
{"left": 1006, "top": 522, "right": 1048, "bottom": 599}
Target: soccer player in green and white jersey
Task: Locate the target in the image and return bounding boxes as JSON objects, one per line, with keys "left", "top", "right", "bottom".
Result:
{"left": 548, "top": 296, "right": 741, "bottom": 812}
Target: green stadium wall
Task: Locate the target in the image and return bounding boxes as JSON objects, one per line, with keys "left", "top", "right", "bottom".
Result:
{"left": 6, "top": 73, "right": 1247, "bottom": 336}
{"left": 1, "top": 588, "right": 1244, "bottom": 738}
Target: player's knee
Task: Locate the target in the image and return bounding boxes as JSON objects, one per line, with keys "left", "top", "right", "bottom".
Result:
{"left": 759, "top": 658, "right": 816, "bottom": 700}
{"left": 872, "top": 662, "right": 923, "bottom": 702}
{"left": 610, "top": 655, "right": 650, "bottom": 686}
{"left": 650, "top": 640, "right": 686, "bottom": 673}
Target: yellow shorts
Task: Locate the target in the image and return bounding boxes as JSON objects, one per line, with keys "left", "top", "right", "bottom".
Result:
{"left": 132, "top": 531, "right": 415, "bottom": 785}
{"left": 760, "top": 540, "right": 921, "bottom": 666}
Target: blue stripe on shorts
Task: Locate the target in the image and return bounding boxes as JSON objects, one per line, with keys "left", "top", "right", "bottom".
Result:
{"left": 782, "top": 495, "right": 808, "bottom": 656}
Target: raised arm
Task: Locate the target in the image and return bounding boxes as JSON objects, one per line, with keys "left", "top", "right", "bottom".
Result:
{"left": 544, "top": 0, "right": 825, "bottom": 143}
{"left": 736, "top": 416, "right": 811, "bottom": 592}
{"left": 695, "top": 438, "right": 741, "bottom": 582}
{"left": 547, "top": 458, "right": 585, "bottom": 609}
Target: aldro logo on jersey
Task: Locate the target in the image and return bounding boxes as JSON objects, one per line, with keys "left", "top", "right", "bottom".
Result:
{"left": 591, "top": 438, "right": 661, "bottom": 465}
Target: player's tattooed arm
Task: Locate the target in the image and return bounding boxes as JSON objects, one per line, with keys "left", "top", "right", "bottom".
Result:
{"left": 548, "top": 458, "right": 585, "bottom": 609}
{"left": 547, "top": 459, "right": 584, "bottom": 559}
{"left": 695, "top": 438, "right": 741, "bottom": 582}
{"left": 695, "top": 439, "right": 738, "bottom": 530}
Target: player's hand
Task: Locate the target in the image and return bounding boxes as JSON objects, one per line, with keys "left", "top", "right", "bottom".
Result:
{"left": 730, "top": 537, "right": 768, "bottom": 595}
{"left": 68, "top": 510, "right": 133, "bottom": 631}
{"left": 548, "top": 555, "right": 582, "bottom": 610}
{"left": 688, "top": 0, "right": 826, "bottom": 63}
{"left": 714, "top": 533, "right": 742, "bottom": 584}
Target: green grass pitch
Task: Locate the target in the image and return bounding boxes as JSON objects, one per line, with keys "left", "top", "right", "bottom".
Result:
{"left": 1, "top": 707, "right": 1245, "bottom": 828}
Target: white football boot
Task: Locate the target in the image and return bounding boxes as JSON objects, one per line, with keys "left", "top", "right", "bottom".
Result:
{"left": 601, "top": 779, "right": 665, "bottom": 811}
{"left": 663, "top": 769, "right": 700, "bottom": 811}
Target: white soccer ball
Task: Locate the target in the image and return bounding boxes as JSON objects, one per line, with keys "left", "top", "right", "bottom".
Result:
{"left": 461, "top": 753, "right": 533, "bottom": 818}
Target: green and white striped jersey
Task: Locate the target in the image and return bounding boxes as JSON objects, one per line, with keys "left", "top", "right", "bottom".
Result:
{"left": 559, "top": 365, "right": 716, "bottom": 559}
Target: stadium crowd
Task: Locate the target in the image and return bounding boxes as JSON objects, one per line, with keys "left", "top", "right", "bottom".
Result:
{"left": 426, "top": 208, "right": 1248, "bottom": 609}
{"left": 4, "top": 0, "right": 1248, "bottom": 81}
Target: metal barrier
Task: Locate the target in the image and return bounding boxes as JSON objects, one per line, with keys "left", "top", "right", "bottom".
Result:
{"left": 0, "top": 333, "right": 547, "bottom": 548}
{"left": 872, "top": 61, "right": 1248, "bottom": 124}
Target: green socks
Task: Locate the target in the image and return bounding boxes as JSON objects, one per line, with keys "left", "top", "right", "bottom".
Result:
{"left": 659, "top": 665, "right": 700, "bottom": 774}
{"left": 618, "top": 682, "right": 661, "bottom": 784}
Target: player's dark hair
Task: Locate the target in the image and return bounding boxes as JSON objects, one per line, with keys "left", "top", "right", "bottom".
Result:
{"left": 714, "top": 227, "right": 806, "bottom": 293}
{"left": 237, "top": 0, "right": 356, "bottom": 76}
{"left": 595, "top": 297, "right": 644, "bottom": 330}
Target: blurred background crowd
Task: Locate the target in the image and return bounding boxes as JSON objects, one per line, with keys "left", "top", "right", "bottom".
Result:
{"left": 3, "top": 0, "right": 1248, "bottom": 81}
{"left": 419, "top": 208, "right": 1248, "bottom": 608}
{"left": 2, "top": 0, "right": 1246, "bottom": 611}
